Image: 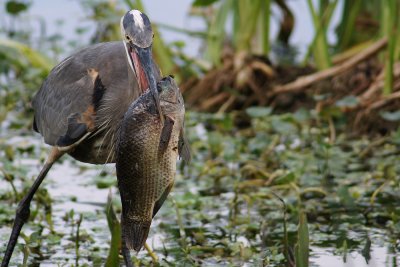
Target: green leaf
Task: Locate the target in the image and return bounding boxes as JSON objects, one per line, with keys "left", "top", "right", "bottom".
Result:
{"left": 318, "top": 106, "right": 342, "bottom": 119}
{"left": 295, "top": 212, "right": 309, "bottom": 267}
{"left": 381, "top": 0, "right": 397, "bottom": 95}
{"left": 206, "top": 0, "right": 233, "bottom": 65}
{"left": 273, "top": 172, "right": 296, "bottom": 185}
{"left": 105, "top": 191, "right": 121, "bottom": 267}
{"left": 337, "top": 186, "right": 355, "bottom": 207}
{"left": 236, "top": 0, "right": 262, "bottom": 51}
{"left": 336, "top": 0, "right": 362, "bottom": 51}
{"left": 293, "top": 108, "right": 311, "bottom": 123}
{"left": 95, "top": 176, "right": 116, "bottom": 189}
{"left": 192, "top": 0, "right": 220, "bottom": 7}
{"left": 260, "top": 0, "right": 271, "bottom": 55}
{"left": 335, "top": 95, "right": 359, "bottom": 108}
{"left": 6, "top": 1, "right": 29, "bottom": 15}
{"left": 246, "top": 106, "right": 272, "bottom": 118}
{"left": 271, "top": 117, "right": 297, "bottom": 134}
{"left": 380, "top": 110, "right": 400, "bottom": 121}
{"left": 0, "top": 38, "right": 53, "bottom": 74}
{"left": 305, "top": 0, "right": 336, "bottom": 69}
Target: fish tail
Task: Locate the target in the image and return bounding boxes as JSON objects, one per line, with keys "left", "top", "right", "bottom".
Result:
{"left": 122, "top": 220, "right": 152, "bottom": 251}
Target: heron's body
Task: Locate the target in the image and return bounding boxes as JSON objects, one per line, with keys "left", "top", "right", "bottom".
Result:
{"left": 32, "top": 41, "right": 160, "bottom": 163}
{"left": 1, "top": 10, "right": 188, "bottom": 267}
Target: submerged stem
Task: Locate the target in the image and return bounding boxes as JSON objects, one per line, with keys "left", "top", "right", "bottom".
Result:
{"left": 144, "top": 243, "right": 159, "bottom": 263}
{"left": 75, "top": 213, "right": 83, "bottom": 266}
{"left": 171, "top": 198, "right": 187, "bottom": 249}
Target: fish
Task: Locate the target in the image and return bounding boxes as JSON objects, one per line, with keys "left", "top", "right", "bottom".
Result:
{"left": 115, "top": 76, "right": 190, "bottom": 251}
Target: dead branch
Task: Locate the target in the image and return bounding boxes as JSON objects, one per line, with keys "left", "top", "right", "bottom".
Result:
{"left": 271, "top": 38, "right": 388, "bottom": 95}
{"left": 200, "top": 92, "right": 230, "bottom": 110}
{"left": 250, "top": 61, "right": 275, "bottom": 77}
{"left": 368, "top": 81, "right": 400, "bottom": 111}
{"left": 358, "top": 62, "right": 400, "bottom": 106}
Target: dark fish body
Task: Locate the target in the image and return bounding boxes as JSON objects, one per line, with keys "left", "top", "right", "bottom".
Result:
{"left": 116, "top": 76, "right": 187, "bottom": 251}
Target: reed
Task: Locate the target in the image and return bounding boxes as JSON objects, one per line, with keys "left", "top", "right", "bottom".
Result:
{"left": 305, "top": 0, "right": 338, "bottom": 69}
{"left": 295, "top": 211, "right": 309, "bottom": 267}
{"left": 381, "top": 0, "right": 397, "bottom": 95}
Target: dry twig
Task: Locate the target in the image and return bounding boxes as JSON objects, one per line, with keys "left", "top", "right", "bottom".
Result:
{"left": 271, "top": 38, "right": 388, "bottom": 95}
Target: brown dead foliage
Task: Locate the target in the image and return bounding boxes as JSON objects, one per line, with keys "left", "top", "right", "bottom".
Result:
{"left": 181, "top": 38, "right": 400, "bottom": 134}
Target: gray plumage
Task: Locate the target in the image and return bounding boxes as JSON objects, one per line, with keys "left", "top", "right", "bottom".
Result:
{"left": 32, "top": 41, "right": 161, "bottom": 163}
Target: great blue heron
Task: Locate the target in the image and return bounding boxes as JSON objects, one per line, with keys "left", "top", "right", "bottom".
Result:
{"left": 1, "top": 10, "right": 168, "bottom": 267}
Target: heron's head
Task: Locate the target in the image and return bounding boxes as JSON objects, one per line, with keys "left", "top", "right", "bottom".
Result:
{"left": 121, "top": 10, "right": 163, "bottom": 121}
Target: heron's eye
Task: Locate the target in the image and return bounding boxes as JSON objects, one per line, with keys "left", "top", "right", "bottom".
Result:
{"left": 125, "top": 35, "right": 131, "bottom": 41}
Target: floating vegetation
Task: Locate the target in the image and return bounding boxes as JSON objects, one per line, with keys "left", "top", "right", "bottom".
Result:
{"left": 1, "top": 110, "right": 399, "bottom": 266}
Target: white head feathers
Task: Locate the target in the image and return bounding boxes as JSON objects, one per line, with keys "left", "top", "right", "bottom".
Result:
{"left": 129, "top": 10, "right": 145, "bottom": 30}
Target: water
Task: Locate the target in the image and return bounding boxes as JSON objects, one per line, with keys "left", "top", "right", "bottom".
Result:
{"left": 1, "top": 130, "right": 399, "bottom": 266}
{"left": 312, "top": 246, "right": 397, "bottom": 267}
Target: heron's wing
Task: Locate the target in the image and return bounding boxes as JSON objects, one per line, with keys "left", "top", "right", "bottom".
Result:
{"left": 33, "top": 41, "right": 161, "bottom": 147}
{"left": 55, "top": 113, "right": 88, "bottom": 146}
{"left": 33, "top": 62, "right": 99, "bottom": 146}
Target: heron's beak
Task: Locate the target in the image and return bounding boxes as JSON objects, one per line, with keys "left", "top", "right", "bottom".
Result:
{"left": 127, "top": 43, "right": 164, "bottom": 125}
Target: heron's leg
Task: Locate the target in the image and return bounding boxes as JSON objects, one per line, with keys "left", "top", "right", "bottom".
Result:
{"left": 1, "top": 147, "right": 64, "bottom": 267}
{"left": 122, "top": 240, "right": 134, "bottom": 267}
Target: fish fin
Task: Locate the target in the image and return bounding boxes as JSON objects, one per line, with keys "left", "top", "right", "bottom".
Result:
{"left": 122, "top": 220, "right": 151, "bottom": 252}
{"left": 32, "top": 116, "right": 39, "bottom": 133}
{"left": 56, "top": 113, "right": 88, "bottom": 147}
{"left": 152, "top": 182, "right": 174, "bottom": 218}
{"left": 178, "top": 127, "right": 191, "bottom": 164}
{"left": 158, "top": 115, "right": 174, "bottom": 158}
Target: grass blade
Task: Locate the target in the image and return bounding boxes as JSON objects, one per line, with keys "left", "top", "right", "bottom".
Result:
{"left": 206, "top": 0, "right": 233, "bottom": 66}
{"left": 303, "top": 0, "right": 338, "bottom": 66}
{"left": 0, "top": 38, "right": 53, "bottom": 74}
{"left": 295, "top": 211, "right": 309, "bottom": 267}
{"left": 382, "top": 0, "right": 396, "bottom": 95}
{"left": 236, "top": 0, "right": 262, "bottom": 52}
{"left": 306, "top": 0, "right": 335, "bottom": 69}
{"left": 336, "top": 0, "right": 362, "bottom": 51}
{"left": 105, "top": 190, "right": 121, "bottom": 267}
{"left": 260, "top": 0, "right": 271, "bottom": 55}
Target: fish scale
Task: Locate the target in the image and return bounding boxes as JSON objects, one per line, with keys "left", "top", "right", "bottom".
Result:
{"left": 116, "top": 76, "right": 185, "bottom": 251}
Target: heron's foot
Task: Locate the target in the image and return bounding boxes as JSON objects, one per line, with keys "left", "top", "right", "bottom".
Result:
{"left": 122, "top": 242, "right": 134, "bottom": 267}
{"left": 1, "top": 147, "right": 62, "bottom": 267}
